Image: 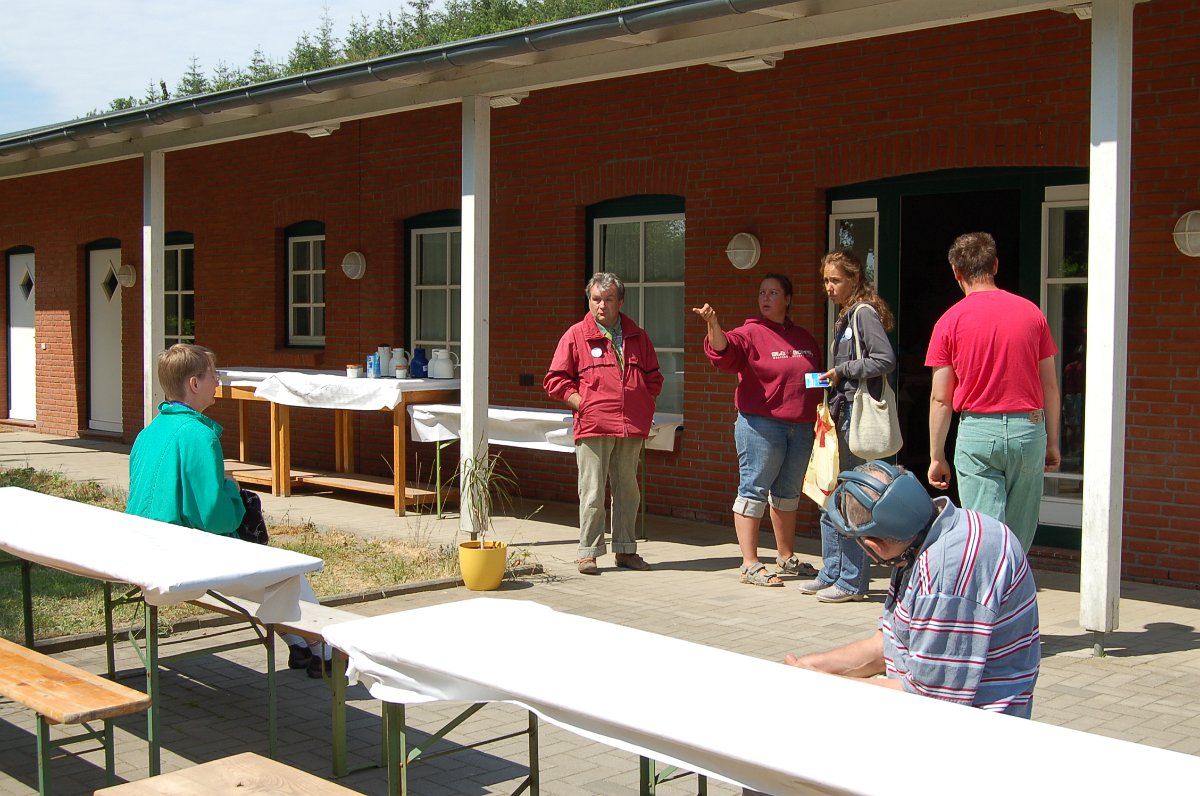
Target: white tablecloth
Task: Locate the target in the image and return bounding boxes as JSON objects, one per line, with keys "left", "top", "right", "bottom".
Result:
{"left": 217, "top": 367, "right": 342, "bottom": 388}
{"left": 0, "top": 487, "right": 323, "bottom": 623}
{"left": 218, "top": 368, "right": 460, "bottom": 411}
{"left": 407, "top": 404, "right": 683, "bottom": 452}
{"left": 323, "top": 598, "right": 1200, "bottom": 796}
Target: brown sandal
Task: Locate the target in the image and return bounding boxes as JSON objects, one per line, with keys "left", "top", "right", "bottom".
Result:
{"left": 577, "top": 557, "right": 599, "bottom": 575}
{"left": 776, "top": 555, "right": 818, "bottom": 577}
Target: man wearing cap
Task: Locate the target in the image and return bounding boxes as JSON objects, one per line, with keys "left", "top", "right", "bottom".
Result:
{"left": 784, "top": 461, "right": 1040, "bottom": 718}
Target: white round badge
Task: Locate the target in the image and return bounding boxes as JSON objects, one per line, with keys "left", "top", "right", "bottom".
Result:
{"left": 591, "top": 347, "right": 603, "bottom": 358}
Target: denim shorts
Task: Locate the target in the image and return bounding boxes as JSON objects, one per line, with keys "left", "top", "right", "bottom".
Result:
{"left": 732, "top": 412, "right": 814, "bottom": 517}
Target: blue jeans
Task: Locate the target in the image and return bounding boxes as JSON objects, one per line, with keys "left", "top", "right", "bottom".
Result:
{"left": 955, "top": 411, "right": 1047, "bottom": 551}
{"left": 817, "top": 404, "right": 869, "bottom": 594}
{"left": 732, "top": 412, "right": 813, "bottom": 517}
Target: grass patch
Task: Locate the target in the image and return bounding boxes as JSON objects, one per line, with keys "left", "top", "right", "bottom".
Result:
{"left": 0, "top": 466, "right": 458, "bottom": 642}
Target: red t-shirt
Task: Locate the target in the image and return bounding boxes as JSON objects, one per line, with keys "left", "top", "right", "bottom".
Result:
{"left": 925, "top": 289, "right": 1056, "bottom": 413}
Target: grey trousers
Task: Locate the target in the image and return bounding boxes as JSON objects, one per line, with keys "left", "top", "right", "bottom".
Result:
{"left": 576, "top": 435, "right": 642, "bottom": 558}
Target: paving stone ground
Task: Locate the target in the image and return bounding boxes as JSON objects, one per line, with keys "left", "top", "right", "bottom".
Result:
{"left": 2, "top": 429, "right": 1199, "bottom": 794}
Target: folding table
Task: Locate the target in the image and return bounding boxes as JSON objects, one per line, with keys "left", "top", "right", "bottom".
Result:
{"left": 0, "top": 487, "right": 323, "bottom": 775}
{"left": 323, "top": 597, "right": 1200, "bottom": 796}
{"left": 217, "top": 368, "right": 459, "bottom": 514}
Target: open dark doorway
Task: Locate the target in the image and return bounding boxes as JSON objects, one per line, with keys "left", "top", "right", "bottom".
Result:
{"left": 893, "top": 189, "right": 1021, "bottom": 498}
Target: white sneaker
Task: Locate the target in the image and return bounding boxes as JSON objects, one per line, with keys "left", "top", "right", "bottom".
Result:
{"left": 797, "top": 578, "right": 826, "bottom": 595}
{"left": 816, "top": 584, "right": 866, "bottom": 603}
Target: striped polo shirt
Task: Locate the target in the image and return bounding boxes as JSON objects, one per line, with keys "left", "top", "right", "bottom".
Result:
{"left": 880, "top": 498, "right": 1040, "bottom": 718}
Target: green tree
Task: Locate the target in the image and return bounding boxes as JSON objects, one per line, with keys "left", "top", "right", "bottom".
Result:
{"left": 247, "top": 48, "right": 283, "bottom": 83}
{"left": 174, "top": 56, "right": 210, "bottom": 98}
{"left": 142, "top": 80, "right": 169, "bottom": 105}
{"left": 287, "top": 9, "right": 341, "bottom": 73}
{"left": 210, "top": 61, "right": 248, "bottom": 92}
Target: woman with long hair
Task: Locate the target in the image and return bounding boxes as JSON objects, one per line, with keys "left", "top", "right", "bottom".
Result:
{"left": 801, "top": 250, "right": 897, "bottom": 602}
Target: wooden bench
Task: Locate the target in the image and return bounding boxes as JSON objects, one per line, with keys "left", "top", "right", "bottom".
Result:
{"left": 0, "top": 637, "right": 151, "bottom": 795}
{"left": 188, "top": 592, "right": 362, "bottom": 776}
{"left": 95, "top": 751, "right": 359, "bottom": 794}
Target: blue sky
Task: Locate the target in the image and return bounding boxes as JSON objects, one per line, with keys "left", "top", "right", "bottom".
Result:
{"left": 0, "top": 1, "right": 434, "bottom": 135}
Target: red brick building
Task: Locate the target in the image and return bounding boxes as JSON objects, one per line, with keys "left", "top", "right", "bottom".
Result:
{"left": 1, "top": 0, "right": 1196, "bottom": 618}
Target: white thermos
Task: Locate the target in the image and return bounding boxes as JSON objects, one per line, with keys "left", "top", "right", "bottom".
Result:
{"left": 393, "top": 347, "right": 410, "bottom": 378}
{"left": 377, "top": 345, "right": 392, "bottom": 378}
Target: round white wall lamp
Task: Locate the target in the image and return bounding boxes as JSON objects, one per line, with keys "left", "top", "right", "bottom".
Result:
{"left": 115, "top": 263, "right": 138, "bottom": 288}
{"left": 725, "top": 232, "right": 761, "bottom": 270}
{"left": 341, "top": 251, "right": 367, "bottom": 280}
{"left": 1173, "top": 211, "right": 1200, "bottom": 257}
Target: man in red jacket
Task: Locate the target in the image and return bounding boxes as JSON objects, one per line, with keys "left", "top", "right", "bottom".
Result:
{"left": 545, "top": 272, "right": 664, "bottom": 575}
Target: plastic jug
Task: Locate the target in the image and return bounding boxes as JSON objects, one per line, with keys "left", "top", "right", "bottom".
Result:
{"left": 392, "top": 347, "right": 410, "bottom": 378}
{"left": 429, "top": 348, "right": 459, "bottom": 379}
{"left": 409, "top": 347, "right": 428, "bottom": 379}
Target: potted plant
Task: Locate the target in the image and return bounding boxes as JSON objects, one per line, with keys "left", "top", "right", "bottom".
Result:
{"left": 456, "top": 447, "right": 518, "bottom": 591}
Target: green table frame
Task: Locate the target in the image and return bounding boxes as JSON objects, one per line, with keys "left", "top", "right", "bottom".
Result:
{"left": 382, "top": 702, "right": 538, "bottom": 795}
{"left": 13, "top": 560, "right": 284, "bottom": 778}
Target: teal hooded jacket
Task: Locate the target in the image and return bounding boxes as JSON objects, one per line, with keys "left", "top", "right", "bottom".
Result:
{"left": 126, "top": 401, "right": 244, "bottom": 536}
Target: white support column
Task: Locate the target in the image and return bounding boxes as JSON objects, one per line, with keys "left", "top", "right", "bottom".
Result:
{"left": 460, "top": 96, "right": 491, "bottom": 538}
{"left": 1080, "top": 0, "right": 1134, "bottom": 642}
{"left": 142, "top": 151, "right": 166, "bottom": 427}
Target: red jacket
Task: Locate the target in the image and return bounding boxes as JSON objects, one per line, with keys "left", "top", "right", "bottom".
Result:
{"left": 544, "top": 313, "right": 663, "bottom": 440}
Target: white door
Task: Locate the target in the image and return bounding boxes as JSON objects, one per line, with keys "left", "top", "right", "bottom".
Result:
{"left": 88, "top": 249, "right": 123, "bottom": 433}
{"left": 6, "top": 252, "right": 36, "bottom": 421}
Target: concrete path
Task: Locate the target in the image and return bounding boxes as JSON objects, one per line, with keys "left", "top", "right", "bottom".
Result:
{"left": 2, "top": 428, "right": 1200, "bottom": 794}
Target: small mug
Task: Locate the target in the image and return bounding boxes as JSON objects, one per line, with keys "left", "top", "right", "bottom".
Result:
{"left": 346, "top": 365, "right": 363, "bottom": 379}
{"left": 395, "top": 366, "right": 409, "bottom": 379}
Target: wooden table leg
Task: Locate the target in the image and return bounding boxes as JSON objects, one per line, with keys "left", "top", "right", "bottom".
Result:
{"left": 238, "top": 400, "right": 249, "bottom": 462}
{"left": 271, "top": 403, "right": 292, "bottom": 497}
{"left": 334, "top": 411, "right": 346, "bottom": 473}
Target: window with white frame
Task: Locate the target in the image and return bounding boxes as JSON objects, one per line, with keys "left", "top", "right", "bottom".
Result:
{"left": 592, "top": 206, "right": 685, "bottom": 414}
{"left": 826, "top": 198, "right": 880, "bottom": 348}
{"left": 411, "top": 226, "right": 461, "bottom": 359}
{"left": 287, "top": 222, "right": 325, "bottom": 346}
{"left": 1040, "top": 185, "right": 1088, "bottom": 527}
{"left": 163, "top": 238, "right": 195, "bottom": 349}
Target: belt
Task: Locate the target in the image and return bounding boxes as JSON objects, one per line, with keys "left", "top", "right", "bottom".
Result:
{"left": 961, "top": 409, "right": 1045, "bottom": 423}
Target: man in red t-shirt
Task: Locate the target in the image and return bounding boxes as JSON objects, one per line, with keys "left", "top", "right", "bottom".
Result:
{"left": 925, "top": 232, "right": 1061, "bottom": 550}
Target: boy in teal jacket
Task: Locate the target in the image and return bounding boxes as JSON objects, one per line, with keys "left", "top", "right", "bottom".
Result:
{"left": 126, "top": 345, "right": 332, "bottom": 676}
{"left": 126, "top": 344, "right": 243, "bottom": 535}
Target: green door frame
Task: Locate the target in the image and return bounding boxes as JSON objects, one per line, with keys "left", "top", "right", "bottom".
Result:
{"left": 827, "top": 166, "right": 1088, "bottom": 548}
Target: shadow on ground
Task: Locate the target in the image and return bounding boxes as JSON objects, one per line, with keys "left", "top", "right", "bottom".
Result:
{"left": 1040, "top": 621, "right": 1200, "bottom": 658}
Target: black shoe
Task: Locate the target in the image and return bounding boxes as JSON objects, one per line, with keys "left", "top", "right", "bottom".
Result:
{"left": 288, "top": 644, "right": 313, "bottom": 670}
{"left": 307, "top": 654, "right": 333, "bottom": 679}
